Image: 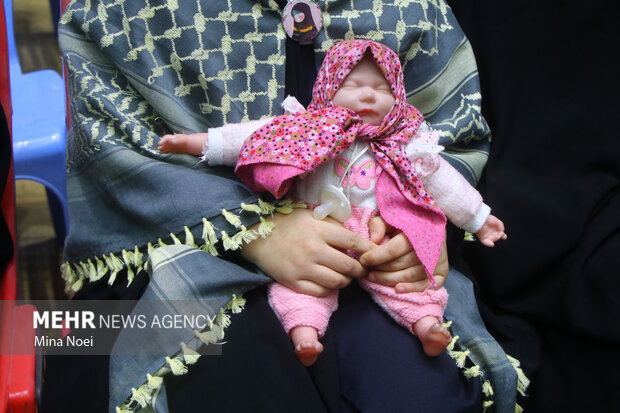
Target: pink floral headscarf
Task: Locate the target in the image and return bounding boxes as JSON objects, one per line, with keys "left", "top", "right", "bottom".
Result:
{"left": 236, "top": 40, "right": 446, "bottom": 279}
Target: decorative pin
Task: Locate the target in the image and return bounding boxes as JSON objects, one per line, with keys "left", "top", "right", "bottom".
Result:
{"left": 282, "top": 0, "right": 322, "bottom": 45}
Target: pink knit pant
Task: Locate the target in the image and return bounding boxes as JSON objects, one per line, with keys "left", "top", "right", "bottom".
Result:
{"left": 268, "top": 206, "right": 448, "bottom": 337}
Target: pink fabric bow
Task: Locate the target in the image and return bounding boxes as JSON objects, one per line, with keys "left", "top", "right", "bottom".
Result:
{"left": 236, "top": 40, "right": 446, "bottom": 280}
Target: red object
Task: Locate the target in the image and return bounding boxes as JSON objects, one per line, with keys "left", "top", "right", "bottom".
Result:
{"left": 0, "top": 1, "right": 37, "bottom": 412}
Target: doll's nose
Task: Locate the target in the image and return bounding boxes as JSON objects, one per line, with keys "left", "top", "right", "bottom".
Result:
{"left": 359, "top": 88, "right": 376, "bottom": 102}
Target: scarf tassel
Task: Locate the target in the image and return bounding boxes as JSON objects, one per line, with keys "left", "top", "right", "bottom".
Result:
{"left": 61, "top": 200, "right": 296, "bottom": 292}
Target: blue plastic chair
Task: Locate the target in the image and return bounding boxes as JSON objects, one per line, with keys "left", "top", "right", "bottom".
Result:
{"left": 4, "top": 0, "right": 68, "bottom": 243}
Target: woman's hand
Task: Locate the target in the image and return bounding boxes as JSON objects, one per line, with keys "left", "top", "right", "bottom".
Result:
{"left": 240, "top": 208, "right": 375, "bottom": 297}
{"left": 360, "top": 216, "right": 449, "bottom": 293}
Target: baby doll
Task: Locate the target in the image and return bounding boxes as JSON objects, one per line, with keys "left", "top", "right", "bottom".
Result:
{"left": 159, "top": 40, "right": 506, "bottom": 366}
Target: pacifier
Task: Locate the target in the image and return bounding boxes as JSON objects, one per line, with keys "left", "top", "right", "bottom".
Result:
{"left": 312, "top": 185, "right": 351, "bottom": 222}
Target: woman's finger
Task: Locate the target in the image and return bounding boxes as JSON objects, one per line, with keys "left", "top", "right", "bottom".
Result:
{"left": 368, "top": 264, "right": 427, "bottom": 286}
{"left": 359, "top": 232, "right": 415, "bottom": 267}
{"left": 291, "top": 279, "right": 334, "bottom": 297}
{"left": 368, "top": 250, "right": 420, "bottom": 272}
{"left": 317, "top": 248, "right": 368, "bottom": 279}
{"left": 309, "top": 265, "right": 356, "bottom": 290}
{"left": 322, "top": 218, "right": 376, "bottom": 255}
{"left": 368, "top": 216, "right": 388, "bottom": 244}
{"left": 393, "top": 274, "right": 446, "bottom": 293}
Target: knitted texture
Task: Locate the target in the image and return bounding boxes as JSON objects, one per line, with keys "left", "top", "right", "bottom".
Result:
{"left": 422, "top": 157, "right": 487, "bottom": 232}
{"left": 359, "top": 279, "right": 448, "bottom": 329}
{"left": 268, "top": 204, "right": 448, "bottom": 337}
{"left": 268, "top": 284, "right": 338, "bottom": 337}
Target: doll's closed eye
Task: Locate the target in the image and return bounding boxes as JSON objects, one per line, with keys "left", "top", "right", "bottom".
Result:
{"left": 339, "top": 80, "right": 358, "bottom": 89}
{"left": 339, "top": 81, "right": 391, "bottom": 93}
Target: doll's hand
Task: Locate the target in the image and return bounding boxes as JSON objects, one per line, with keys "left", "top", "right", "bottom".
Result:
{"left": 475, "top": 214, "right": 507, "bottom": 247}
{"left": 240, "top": 208, "right": 374, "bottom": 297}
{"left": 360, "top": 217, "right": 449, "bottom": 293}
{"left": 158, "top": 132, "right": 208, "bottom": 156}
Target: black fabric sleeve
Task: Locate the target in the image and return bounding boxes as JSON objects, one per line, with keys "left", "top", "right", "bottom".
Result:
{"left": 448, "top": 1, "right": 620, "bottom": 411}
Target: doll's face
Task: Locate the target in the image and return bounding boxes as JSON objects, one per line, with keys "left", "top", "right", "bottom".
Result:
{"left": 292, "top": 10, "right": 305, "bottom": 23}
{"left": 332, "top": 54, "right": 395, "bottom": 126}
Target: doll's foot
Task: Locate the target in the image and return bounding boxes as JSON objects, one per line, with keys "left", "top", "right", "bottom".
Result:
{"left": 290, "top": 325, "right": 323, "bottom": 366}
{"left": 295, "top": 342, "right": 324, "bottom": 367}
{"left": 412, "top": 316, "right": 451, "bottom": 357}
{"left": 158, "top": 133, "right": 206, "bottom": 156}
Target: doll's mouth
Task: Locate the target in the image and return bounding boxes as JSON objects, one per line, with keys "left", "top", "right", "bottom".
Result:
{"left": 357, "top": 109, "right": 378, "bottom": 115}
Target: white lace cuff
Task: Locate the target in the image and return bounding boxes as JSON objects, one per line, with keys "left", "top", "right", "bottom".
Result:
{"left": 462, "top": 203, "right": 491, "bottom": 233}
{"left": 201, "top": 126, "right": 225, "bottom": 165}
{"left": 281, "top": 95, "right": 306, "bottom": 114}
{"left": 406, "top": 122, "right": 444, "bottom": 176}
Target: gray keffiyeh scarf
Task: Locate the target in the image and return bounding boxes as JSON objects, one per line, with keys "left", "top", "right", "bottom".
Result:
{"left": 56, "top": 1, "right": 528, "bottom": 411}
